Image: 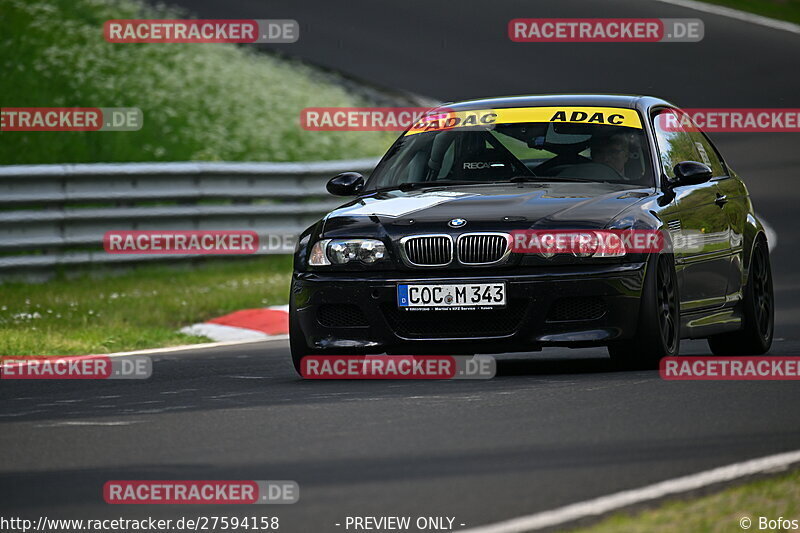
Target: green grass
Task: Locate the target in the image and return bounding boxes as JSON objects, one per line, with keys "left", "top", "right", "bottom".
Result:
{"left": 700, "top": 0, "right": 800, "bottom": 24}
{"left": 0, "top": 256, "right": 292, "bottom": 356}
{"left": 0, "top": 0, "right": 396, "bottom": 164}
{"left": 566, "top": 469, "right": 800, "bottom": 533}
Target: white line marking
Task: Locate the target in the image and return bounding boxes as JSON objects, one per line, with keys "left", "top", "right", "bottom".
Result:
{"left": 652, "top": 0, "right": 800, "bottom": 35}
{"left": 0, "top": 410, "right": 45, "bottom": 417}
{"left": 457, "top": 449, "right": 800, "bottom": 533}
{"left": 759, "top": 214, "right": 777, "bottom": 253}
{"left": 35, "top": 420, "right": 141, "bottom": 428}
{"left": 106, "top": 335, "right": 289, "bottom": 357}
{"left": 0, "top": 336, "right": 289, "bottom": 367}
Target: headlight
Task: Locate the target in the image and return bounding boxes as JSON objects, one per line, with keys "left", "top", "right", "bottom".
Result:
{"left": 531, "top": 231, "right": 626, "bottom": 259}
{"left": 308, "top": 238, "right": 387, "bottom": 266}
{"left": 568, "top": 231, "right": 626, "bottom": 258}
{"left": 590, "top": 231, "right": 626, "bottom": 258}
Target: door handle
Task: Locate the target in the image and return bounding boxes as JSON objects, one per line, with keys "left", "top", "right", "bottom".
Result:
{"left": 715, "top": 194, "right": 728, "bottom": 207}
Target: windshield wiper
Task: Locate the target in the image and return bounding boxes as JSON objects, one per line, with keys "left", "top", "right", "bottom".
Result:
{"left": 508, "top": 176, "right": 606, "bottom": 184}
{"left": 367, "top": 181, "right": 488, "bottom": 194}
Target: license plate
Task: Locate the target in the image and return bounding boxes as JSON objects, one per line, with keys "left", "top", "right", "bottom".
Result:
{"left": 397, "top": 283, "right": 506, "bottom": 310}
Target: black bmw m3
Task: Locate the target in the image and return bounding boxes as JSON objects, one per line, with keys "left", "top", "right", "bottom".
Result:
{"left": 289, "top": 94, "right": 773, "bottom": 374}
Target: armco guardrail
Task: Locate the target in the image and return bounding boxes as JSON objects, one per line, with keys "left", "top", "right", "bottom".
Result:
{"left": 0, "top": 158, "right": 380, "bottom": 271}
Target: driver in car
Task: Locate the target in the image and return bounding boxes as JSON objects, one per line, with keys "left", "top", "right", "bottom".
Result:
{"left": 590, "top": 133, "right": 631, "bottom": 176}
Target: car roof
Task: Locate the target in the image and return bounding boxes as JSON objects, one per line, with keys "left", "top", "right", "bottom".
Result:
{"left": 439, "top": 94, "right": 674, "bottom": 114}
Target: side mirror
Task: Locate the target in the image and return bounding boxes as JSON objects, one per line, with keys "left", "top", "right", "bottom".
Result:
{"left": 326, "top": 172, "right": 365, "bottom": 196}
{"left": 670, "top": 161, "right": 712, "bottom": 187}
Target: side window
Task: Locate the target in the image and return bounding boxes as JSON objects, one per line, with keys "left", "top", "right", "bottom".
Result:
{"left": 651, "top": 109, "right": 700, "bottom": 179}
{"left": 687, "top": 130, "right": 726, "bottom": 177}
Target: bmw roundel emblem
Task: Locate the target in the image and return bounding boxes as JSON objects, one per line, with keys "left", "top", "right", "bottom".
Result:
{"left": 448, "top": 218, "right": 467, "bottom": 228}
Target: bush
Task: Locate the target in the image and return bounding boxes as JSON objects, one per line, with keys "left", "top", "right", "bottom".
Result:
{"left": 0, "top": 0, "right": 395, "bottom": 163}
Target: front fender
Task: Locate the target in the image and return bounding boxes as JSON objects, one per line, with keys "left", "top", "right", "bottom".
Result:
{"left": 743, "top": 210, "right": 767, "bottom": 278}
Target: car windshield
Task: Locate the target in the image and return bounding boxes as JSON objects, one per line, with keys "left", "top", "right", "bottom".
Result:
{"left": 365, "top": 106, "right": 654, "bottom": 190}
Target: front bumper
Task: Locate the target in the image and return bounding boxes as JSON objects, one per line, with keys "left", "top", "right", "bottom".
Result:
{"left": 292, "top": 263, "right": 647, "bottom": 355}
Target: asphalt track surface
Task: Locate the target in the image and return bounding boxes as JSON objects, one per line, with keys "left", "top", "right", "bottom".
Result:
{"left": 2, "top": 0, "right": 800, "bottom": 531}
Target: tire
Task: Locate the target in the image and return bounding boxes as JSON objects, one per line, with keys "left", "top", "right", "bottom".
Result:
{"left": 707, "top": 238, "right": 773, "bottom": 355}
{"left": 608, "top": 254, "right": 680, "bottom": 370}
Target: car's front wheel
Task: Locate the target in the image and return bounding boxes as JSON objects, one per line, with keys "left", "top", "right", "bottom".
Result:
{"left": 707, "top": 238, "right": 773, "bottom": 355}
{"left": 608, "top": 254, "right": 680, "bottom": 369}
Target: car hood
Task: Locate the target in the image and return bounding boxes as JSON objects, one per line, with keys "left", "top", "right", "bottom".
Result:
{"left": 321, "top": 182, "right": 652, "bottom": 237}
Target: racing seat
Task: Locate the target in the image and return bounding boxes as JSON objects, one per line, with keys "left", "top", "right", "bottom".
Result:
{"left": 455, "top": 147, "right": 516, "bottom": 181}
{"left": 623, "top": 143, "right": 645, "bottom": 181}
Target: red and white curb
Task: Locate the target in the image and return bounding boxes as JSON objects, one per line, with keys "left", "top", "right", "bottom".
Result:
{"left": 180, "top": 305, "right": 289, "bottom": 342}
